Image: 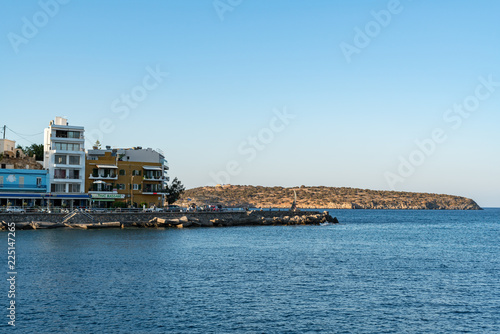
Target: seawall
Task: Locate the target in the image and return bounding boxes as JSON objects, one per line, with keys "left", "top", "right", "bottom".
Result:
{"left": 0, "top": 210, "right": 339, "bottom": 230}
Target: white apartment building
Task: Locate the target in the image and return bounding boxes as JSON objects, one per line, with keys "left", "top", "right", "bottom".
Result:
{"left": 43, "top": 117, "right": 87, "bottom": 207}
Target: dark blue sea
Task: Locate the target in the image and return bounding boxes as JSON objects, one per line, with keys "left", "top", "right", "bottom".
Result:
{"left": 4, "top": 209, "right": 500, "bottom": 333}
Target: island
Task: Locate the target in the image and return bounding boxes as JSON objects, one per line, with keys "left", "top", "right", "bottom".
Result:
{"left": 178, "top": 185, "right": 482, "bottom": 210}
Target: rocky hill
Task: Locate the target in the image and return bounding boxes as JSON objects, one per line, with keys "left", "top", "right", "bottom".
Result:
{"left": 177, "top": 185, "right": 482, "bottom": 210}
{"left": 0, "top": 155, "right": 43, "bottom": 170}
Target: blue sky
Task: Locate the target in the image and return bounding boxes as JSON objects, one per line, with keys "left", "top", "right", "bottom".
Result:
{"left": 1, "top": 0, "right": 499, "bottom": 207}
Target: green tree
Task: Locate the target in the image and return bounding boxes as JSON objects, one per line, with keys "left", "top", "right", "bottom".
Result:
{"left": 16, "top": 144, "right": 44, "bottom": 160}
{"left": 165, "top": 177, "right": 185, "bottom": 205}
{"left": 25, "top": 144, "right": 44, "bottom": 160}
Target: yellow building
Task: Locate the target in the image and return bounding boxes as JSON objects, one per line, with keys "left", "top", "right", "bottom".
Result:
{"left": 85, "top": 147, "right": 169, "bottom": 208}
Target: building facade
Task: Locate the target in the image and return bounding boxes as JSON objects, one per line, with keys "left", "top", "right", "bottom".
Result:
{"left": 0, "top": 138, "right": 26, "bottom": 160}
{"left": 0, "top": 138, "right": 50, "bottom": 208}
{"left": 0, "top": 169, "right": 49, "bottom": 208}
{"left": 43, "top": 117, "right": 88, "bottom": 207}
{"left": 85, "top": 147, "right": 169, "bottom": 208}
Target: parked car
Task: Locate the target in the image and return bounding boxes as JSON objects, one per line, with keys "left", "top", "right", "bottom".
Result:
{"left": 91, "top": 208, "right": 107, "bottom": 213}
{"left": 165, "top": 205, "right": 181, "bottom": 212}
{"left": 6, "top": 207, "right": 26, "bottom": 214}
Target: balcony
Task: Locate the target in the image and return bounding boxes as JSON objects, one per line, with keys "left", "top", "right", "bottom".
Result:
{"left": 53, "top": 176, "right": 82, "bottom": 182}
{"left": 142, "top": 185, "right": 165, "bottom": 194}
{"left": 89, "top": 173, "right": 118, "bottom": 180}
{"left": 143, "top": 175, "right": 165, "bottom": 182}
{"left": 53, "top": 169, "right": 82, "bottom": 181}
{"left": 52, "top": 130, "right": 84, "bottom": 141}
{"left": 89, "top": 181, "right": 116, "bottom": 193}
{"left": 0, "top": 184, "right": 47, "bottom": 192}
{"left": 89, "top": 165, "right": 118, "bottom": 180}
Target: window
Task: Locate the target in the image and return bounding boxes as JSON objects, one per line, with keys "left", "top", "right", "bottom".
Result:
{"left": 119, "top": 169, "right": 125, "bottom": 176}
{"left": 55, "top": 155, "right": 67, "bottom": 164}
{"left": 117, "top": 184, "right": 125, "bottom": 190}
{"left": 68, "top": 184, "right": 81, "bottom": 193}
{"left": 55, "top": 130, "right": 67, "bottom": 138}
{"left": 54, "top": 143, "right": 80, "bottom": 151}
{"left": 36, "top": 177, "right": 42, "bottom": 187}
{"left": 54, "top": 169, "right": 67, "bottom": 179}
{"left": 132, "top": 170, "right": 141, "bottom": 176}
{"left": 133, "top": 184, "right": 140, "bottom": 190}
{"left": 51, "top": 184, "right": 65, "bottom": 192}
{"left": 144, "top": 184, "right": 161, "bottom": 192}
{"left": 55, "top": 130, "right": 81, "bottom": 139}
{"left": 68, "top": 131, "right": 81, "bottom": 139}
{"left": 68, "top": 170, "right": 80, "bottom": 179}
{"left": 88, "top": 155, "right": 98, "bottom": 161}
{"left": 69, "top": 156, "right": 80, "bottom": 165}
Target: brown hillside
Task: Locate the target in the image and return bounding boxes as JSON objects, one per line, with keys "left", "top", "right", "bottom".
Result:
{"left": 177, "top": 185, "right": 481, "bottom": 210}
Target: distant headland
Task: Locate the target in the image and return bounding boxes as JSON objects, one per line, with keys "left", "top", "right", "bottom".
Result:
{"left": 178, "top": 185, "right": 482, "bottom": 210}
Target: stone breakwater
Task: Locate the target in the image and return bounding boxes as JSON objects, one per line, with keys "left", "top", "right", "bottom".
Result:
{"left": 0, "top": 211, "right": 339, "bottom": 230}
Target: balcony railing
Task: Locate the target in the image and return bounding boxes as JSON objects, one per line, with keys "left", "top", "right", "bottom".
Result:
{"left": 143, "top": 175, "right": 165, "bottom": 181}
{"left": 89, "top": 174, "right": 118, "bottom": 180}
{"left": 88, "top": 190, "right": 117, "bottom": 194}
{"left": 53, "top": 176, "right": 82, "bottom": 180}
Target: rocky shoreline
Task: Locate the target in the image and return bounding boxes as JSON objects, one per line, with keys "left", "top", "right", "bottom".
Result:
{"left": 1, "top": 211, "right": 339, "bottom": 231}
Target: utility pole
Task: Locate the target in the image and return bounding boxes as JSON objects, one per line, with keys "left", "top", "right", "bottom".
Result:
{"left": 130, "top": 174, "right": 134, "bottom": 208}
{"left": 2, "top": 125, "right": 5, "bottom": 139}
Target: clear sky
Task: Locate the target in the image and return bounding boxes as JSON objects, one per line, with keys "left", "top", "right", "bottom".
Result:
{"left": 1, "top": 0, "right": 499, "bottom": 207}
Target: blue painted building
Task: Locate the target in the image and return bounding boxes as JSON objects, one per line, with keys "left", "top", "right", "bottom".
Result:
{"left": 0, "top": 169, "right": 49, "bottom": 207}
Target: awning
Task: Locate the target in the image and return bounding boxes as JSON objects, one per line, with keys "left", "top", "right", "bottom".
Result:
{"left": 96, "top": 165, "right": 118, "bottom": 169}
{"left": 93, "top": 180, "right": 108, "bottom": 184}
{"left": 143, "top": 166, "right": 162, "bottom": 171}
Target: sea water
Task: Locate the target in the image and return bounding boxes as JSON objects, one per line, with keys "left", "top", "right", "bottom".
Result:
{"left": 3, "top": 209, "right": 499, "bottom": 333}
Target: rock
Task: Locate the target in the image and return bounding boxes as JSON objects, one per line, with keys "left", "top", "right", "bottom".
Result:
{"left": 262, "top": 218, "right": 274, "bottom": 225}
{"left": 167, "top": 218, "right": 181, "bottom": 225}
{"left": 68, "top": 224, "right": 89, "bottom": 229}
{"left": 31, "top": 221, "right": 65, "bottom": 229}
{"left": 201, "top": 220, "right": 214, "bottom": 227}
{"left": 100, "top": 222, "right": 121, "bottom": 228}
{"left": 156, "top": 218, "right": 170, "bottom": 227}
{"left": 15, "top": 222, "right": 33, "bottom": 230}
{"left": 322, "top": 212, "right": 339, "bottom": 223}
{"left": 272, "top": 217, "right": 283, "bottom": 224}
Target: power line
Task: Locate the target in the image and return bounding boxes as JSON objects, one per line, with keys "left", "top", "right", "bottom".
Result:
{"left": 5, "top": 126, "right": 42, "bottom": 145}
{"left": 6, "top": 126, "right": 44, "bottom": 137}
